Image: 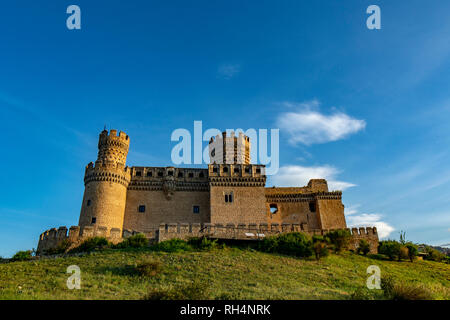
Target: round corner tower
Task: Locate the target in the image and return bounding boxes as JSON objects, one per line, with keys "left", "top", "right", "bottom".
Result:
{"left": 78, "top": 129, "right": 131, "bottom": 232}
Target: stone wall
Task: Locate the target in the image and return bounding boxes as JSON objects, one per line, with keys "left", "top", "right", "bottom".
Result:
{"left": 156, "top": 223, "right": 379, "bottom": 254}
{"left": 37, "top": 223, "right": 378, "bottom": 255}
{"left": 36, "top": 225, "right": 126, "bottom": 254}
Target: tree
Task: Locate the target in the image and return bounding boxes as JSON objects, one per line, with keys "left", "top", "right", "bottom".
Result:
{"left": 326, "top": 229, "right": 351, "bottom": 253}
{"left": 312, "top": 235, "right": 329, "bottom": 260}
{"left": 405, "top": 243, "right": 418, "bottom": 262}
{"left": 358, "top": 239, "right": 371, "bottom": 255}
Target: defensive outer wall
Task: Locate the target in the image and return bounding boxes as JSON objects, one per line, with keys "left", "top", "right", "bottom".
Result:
{"left": 37, "top": 224, "right": 379, "bottom": 254}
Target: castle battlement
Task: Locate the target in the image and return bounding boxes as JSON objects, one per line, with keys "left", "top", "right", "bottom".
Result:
{"left": 37, "top": 223, "right": 378, "bottom": 254}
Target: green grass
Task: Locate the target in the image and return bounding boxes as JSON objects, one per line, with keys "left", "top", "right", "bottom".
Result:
{"left": 0, "top": 247, "right": 448, "bottom": 300}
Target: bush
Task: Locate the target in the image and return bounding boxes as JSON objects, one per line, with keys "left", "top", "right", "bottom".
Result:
{"left": 68, "top": 237, "right": 110, "bottom": 253}
{"left": 326, "top": 229, "right": 351, "bottom": 253}
{"left": 151, "top": 239, "right": 193, "bottom": 252}
{"left": 357, "top": 239, "right": 371, "bottom": 256}
{"left": 379, "top": 240, "right": 405, "bottom": 261}
{"left": 312, "top": 235, "right": 329, "bottom": 260}
{"left": 258, "top": 232, "right": 313, "bottom": 257}
{"left": 11, "top": 250, "right": 33, "bottom": 261}
{"left": 136, "top": 260, "right": 162, "bottom": 277}
{"left": 349, "top": 287, "right": 377, "bottom": 300}
{"left": 398, "top": 246, "right": 409, "bottom": 261}
{"left": 187, "top": 237, "right": 222, "bottom": 250}
{"left": 423, "top": 246, "right": 446, "bottom": 262}
{"left": 405, "top": 243, "right": 418, "bottom": 262}
{"left": 381, "top": 276, "right": 433, "bottom": 300}
{"left": 115, "top": 234, "right": 149, "bottom": 249}
{"left": 143, "top": 281, "right": 210, "bottom": 300}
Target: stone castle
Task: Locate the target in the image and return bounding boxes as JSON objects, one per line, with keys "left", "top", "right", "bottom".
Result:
{"left": 37, "top": 129, "right": 379, "bottom": 253}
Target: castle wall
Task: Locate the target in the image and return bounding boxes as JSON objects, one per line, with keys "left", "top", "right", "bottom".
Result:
{"left": 208, "top": 164, "right": 267, "bottom": 225}
{"left": 316, "top": 198, "right": 346, "bottom": 229}
{"left": 37, "top": 223, "right": 379, "bottom": 255}
{"left": 123, "top": 190, "right": 210, "bottom": 232}
{"left": 265, "top": 201, "right": 320, "bottom": 229}
{"left": 265, "top": 184, "right": 345, "bottom": 230}
{"left": 156, "top": 223, "right": 379, "bottom": 254}
{"left": 209, "top": 186, "right": 267, "bottom": 224}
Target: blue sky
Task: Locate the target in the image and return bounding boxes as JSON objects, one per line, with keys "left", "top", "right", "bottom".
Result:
{"left": 1, "top": 0, "right": 450, "bottom": 257}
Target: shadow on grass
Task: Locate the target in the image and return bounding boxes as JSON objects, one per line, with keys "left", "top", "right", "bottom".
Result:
{"left": 96, "top": 264, "right": 141, "bottom": 277}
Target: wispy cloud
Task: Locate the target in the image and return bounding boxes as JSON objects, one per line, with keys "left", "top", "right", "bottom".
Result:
{"left": 269, "top": 165, "right": 356, "bottom": 191}
{"left": 276, "top": 100, "right": 366, "bottom": 145}
{"left": 217, "top": 63, "right": 241, "bottom": 80}
{"left": 345, "top": 206, "right": 395, "bottom": 239}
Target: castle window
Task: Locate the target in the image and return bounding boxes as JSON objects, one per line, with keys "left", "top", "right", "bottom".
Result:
{"left": 87, "top": 199, "right": 91, "bottom": 206}
{"left": 193, "top": 205, "right": 200, "bottom": 214}
{"left": 256, "top": 168, "right": 261, "bottom": 174}
{"left": 168, "top": 171, "right": 173, "bottom": 176}
{"left": 147, "top": 171, "right": 152, "bottom": 177}
{"left": 91, "top": 217, "right": 96, "bottom": 224}
{"left": 138, "top": 205, "right": 146, "bottom": 213}
{"left": 234, "top": 167, "right": 239, "bottom": 173}
{"left": 270, "top": 204, "right": 278, "bottom": 214}
{"left": 188, "top": 172, "right": 194, "bottom": 178}
{"left": 178, "top": 172, "right": 183, "bottom": 178}
{"left": 223, "top": 167, "right": 229, "bottom": 173}
{"left": 213, "top": 167, "right": 218, "bottom": 173}
{"left": 245, "top": 166, "right": 250, "bottom": 173}
{"left": 158, "top": 171, "right": 163, "bottom": 177}
{"left": 211, "top": 148, "right": 215, "bottom": 157}
{"left": 224, "top": 192, "right": 234, "bottom": 203}
{"left": 136, "top": 171, "right": 142, "bottom": 176}
{"left": 199, "top": 172, "right": 204, "bottom": 178}
{"left": 309, "top": 201, "right": 316, "bottom": 212}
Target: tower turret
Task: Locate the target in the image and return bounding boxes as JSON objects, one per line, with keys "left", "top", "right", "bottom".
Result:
{"left": 208, "top": 131, "right": 251, "bottom": 164}
{"left": 78, "top": 129, "right": 131, "bottom": 233}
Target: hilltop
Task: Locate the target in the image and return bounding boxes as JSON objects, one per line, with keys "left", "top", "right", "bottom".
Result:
{"left": 0, "top": 246, "right": 448, "bottom": 300}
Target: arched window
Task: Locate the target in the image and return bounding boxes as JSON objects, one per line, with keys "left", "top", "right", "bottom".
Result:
{"left": 225, "top": 194, "right": 229, "bottom": 202}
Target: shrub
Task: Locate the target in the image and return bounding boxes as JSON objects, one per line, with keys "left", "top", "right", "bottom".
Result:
{"left": 326, "top": 229, "right": 351, "bottom": 253}
{"left": 423, "top": 246, "right": 446, "bottom": 262}
{"left": 68, "top": 237, "right": 110, "bottom": 253}
{"left": 312, "top": 235, "right": 329, "bottom": 260}
{"left": 143, "top": 281, "right": 210, "bottom": 300}
{"left": 187, "top": 237, "right": 222, "bottom": 250}
{"left": 405, "top": 243, "right": 418, "bottom": 262}
{"left": 136, "top": 260, "right": 162, "bottom": 277}
{"left": 11, "top": 250, "right": 33, "bottom": 261}
{"left": 398, "top": 246, "right": 409, "bottom": 261}
{"left": 258, "top": 232, "right": 313, "bottom": 257}
{"left": 357, "top": 239, "right": 371, "bottom": 256}
{"left": 379, "top": 240, "right": 403, "bottom": 261}
{"left": 349, "top": 287, "right": 376, "bottom": 300}
{"left": 381, "top": 276, "right": 433, "bottom": 300}
{"left": 115, "top": 234, "right": 149, "bottom": 249}
{"left": 150, "top": 239, "right": 192, "bottom": 253}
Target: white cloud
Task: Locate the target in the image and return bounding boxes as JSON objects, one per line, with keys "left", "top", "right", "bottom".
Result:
{"left": 270, "top": 165, "right": 356, "bottom": 191}
{"left": 276, "top": 101, "right": 366, "bottom": 145}
{"left": 345, "top": 208, "right": 395, "bottom": 239}
{"left": 217, "top": 63, "right": 240, "bottom": 79}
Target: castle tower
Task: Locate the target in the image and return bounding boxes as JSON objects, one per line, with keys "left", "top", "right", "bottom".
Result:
{"left": 208, "top": 131, "right": 251, "bottom": 164}
{"left": 78, "top": 129, "right": 131, "bottom": 233}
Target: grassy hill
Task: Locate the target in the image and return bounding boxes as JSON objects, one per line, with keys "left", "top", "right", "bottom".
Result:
{"left": 0, "top": 245, "right": 449, "bottom": 300}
